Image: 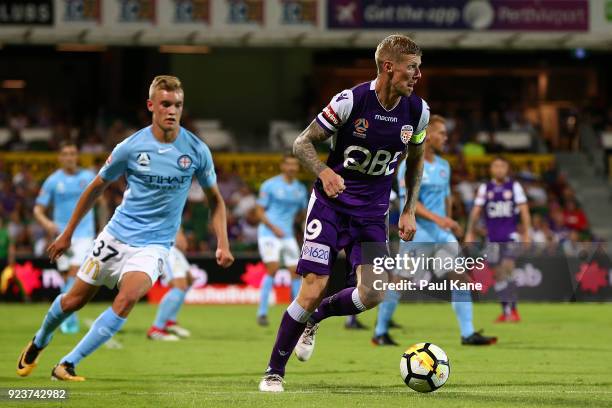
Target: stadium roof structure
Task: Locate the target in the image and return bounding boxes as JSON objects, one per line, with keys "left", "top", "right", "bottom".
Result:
{"left": 2, "top": 28, "right": 612, "bottom": 51}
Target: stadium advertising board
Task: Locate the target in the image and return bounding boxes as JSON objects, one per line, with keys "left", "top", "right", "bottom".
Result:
{"left": 327, "top": 0, "right": 589, "bottom": 31}
{"left": 0, "top": 0, "right": 53, "bottom": 25}
{"left": 2, "top": 252, "right": 611, "bottom": 304}
{"left": 226, "top": 0, "right": 265, "bottom": 25}
{"left": 173, "top": 0, "right": 211, "bottom": 24}
{"left": 116, "top": 0, "right": 156, "bottom": 24}
{"left": 280, "top": 0, "right": 318, "bottom": 25}
{"left": 62, "top": 0, "right": 101, "bottom": 23}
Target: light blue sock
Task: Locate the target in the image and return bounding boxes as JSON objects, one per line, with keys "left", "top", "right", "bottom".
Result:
{"left": 451, "top": 290, "right": 475, "bottom": 338}
{"left": 257, "top": 275, "right": 275, "bottom": 317}
{"left": 291, "top": 278, "right": 301, "bottom": 300}
{"left": 167, "top": 288, "right": 187, "bottom": 323}
{"left": 34, "top": 295, "right": 71, "bottom": 348}
{"left": 374, "top": 290, "right": 402, "bottom": 337}
{"left": 61, "top": 307, "right": 126, "bottom": 366}
{"left": 153, "top": 288, "right": 185, "bottom": 329}
{"left": 62, "top": 276, "right": 75, "bottom": 293}
{"left": 61, "top": 277, "right": 79, "bottom": 330}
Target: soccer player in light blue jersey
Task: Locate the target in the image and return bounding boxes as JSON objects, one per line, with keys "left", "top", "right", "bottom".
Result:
{"left": 255, "top": 153, "right": 308, "bottom": 326}
{"left": 33, "top": 141, "right": 104, "bottom": 334}
{"left": 372, "top": 115, "right": 497, "bottom": 346}
{"left": 17, "top": 76, "right": 234, "bottom": 381}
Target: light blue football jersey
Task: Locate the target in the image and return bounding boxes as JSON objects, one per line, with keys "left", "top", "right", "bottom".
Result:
{"left": 398, "top": 155, "right": 451, "bottom": 237}
{"left": 36, "top": 169, "right": 96, "bottom": 239}
{"left": 257, "top": 175, "right": 308, "bottom": 238}
{"left": 99, "top": 126, "right": 216, "bottom": 248}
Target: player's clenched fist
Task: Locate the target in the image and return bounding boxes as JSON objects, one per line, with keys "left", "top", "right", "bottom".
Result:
{"left": 398, "top": 212, "right": 417, "bottom": 241}
{"left": 216, "top": 247, "right": 235, "bottom": 268}
{"left": 319, "top": 167, "right": 345, "bottom": 198}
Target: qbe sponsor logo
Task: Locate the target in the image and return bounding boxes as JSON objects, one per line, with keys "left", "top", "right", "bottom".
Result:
{"left": 301, "top": 241, "right": 330, "bottom": 265}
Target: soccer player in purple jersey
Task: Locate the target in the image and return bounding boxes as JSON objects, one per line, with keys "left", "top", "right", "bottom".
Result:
{"left": 259, "top": 34, "right": 429, "bottom": 392}
{"left": 465, "top": 157, "right": 531, "bottom": 322}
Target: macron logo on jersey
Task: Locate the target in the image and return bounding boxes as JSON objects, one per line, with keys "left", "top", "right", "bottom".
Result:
{"left": 336, "top": 93, "right": 348, "bottom": 102}
{"left": 374, "top": 114, "right": 397, "bottom": 123}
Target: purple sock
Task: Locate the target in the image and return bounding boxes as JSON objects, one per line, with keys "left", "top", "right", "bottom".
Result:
{"left": 310, "top": 287, "right": 366, "bottom": 324}
{"left": 496, "top": 280, "right": 517, "bottom": 315}
{"left": 266, "top": 301, "right": 311, "bottom": 377}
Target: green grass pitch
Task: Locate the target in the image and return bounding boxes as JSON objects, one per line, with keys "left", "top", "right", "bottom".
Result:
{"left": 1, "top": 302, "right": 611, "bottom": 407}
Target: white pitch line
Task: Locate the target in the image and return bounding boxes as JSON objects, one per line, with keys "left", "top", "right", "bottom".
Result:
{"left": 83, "top": 319, "right": 123, "bottom": 349}
{"left": 67, "top": 389, "right": 612, "bottom": 396}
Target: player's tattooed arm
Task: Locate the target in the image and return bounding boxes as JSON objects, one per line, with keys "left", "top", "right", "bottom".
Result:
{"left": 402, "top": 143, "right": 425, "bottom": 215}
{"left": 294, "top": 120, "right": 345, "bottom": 198}
{"left": 293, "top": 120, "right": 330, "bottom": 176}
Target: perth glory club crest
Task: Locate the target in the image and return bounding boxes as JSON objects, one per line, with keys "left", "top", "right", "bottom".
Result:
{"left": 400, "top": 125, "right": 413, "bottom": 144}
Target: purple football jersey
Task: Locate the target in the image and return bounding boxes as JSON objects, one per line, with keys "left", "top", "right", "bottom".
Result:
{"left": 474, "top": 179, "right": 527, "bottom": 242}
{"left": 315, "top": 80, "right": 429, "bottom": 217}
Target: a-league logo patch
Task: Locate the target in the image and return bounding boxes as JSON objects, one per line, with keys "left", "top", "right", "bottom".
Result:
{"left": 354, "top": 118, "right": 368, "bottom": 133}
{"left": 177, "top": 155, "right": 192, "bottom": 170}
{"left": 353, "top": 118, "right": 368, "bottom": 138}
{"left": 400, "top": 125, "right": 413, "bottom": 144}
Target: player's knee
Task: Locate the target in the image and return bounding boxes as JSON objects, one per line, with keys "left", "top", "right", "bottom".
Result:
{"left": 112, "top": 292, "right": 140, "bottom": 316}
{"left": 297, "top": 275, "right": 327, "bottom": 311}
{"left": 174, "top": 282, "right": 188, "bottom": 291}
{"left": 297, "top": 285, "right": 325, "bottom": 311}
{"left": 264, "top": 262, "right": 279, "bottom": 276}
{"left": 61, "top": 293, "right": 88, "bottom": 313}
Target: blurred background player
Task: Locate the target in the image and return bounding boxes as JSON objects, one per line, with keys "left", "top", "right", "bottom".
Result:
{"left": 17, "top": 75, "right": 234, "bottom": 381}
{"left": 0, "top": 216, "right": 16, "bottom": 279}
{"left": 373, "top": 115, "right": 497, "bottom": 346}
{"left": 465, "top": 157, "right": 531, "bottom": 322}
{"left": 255, "top": 153, "right": 308, "bottom": 326}
{"left": 259, "top": 34, "right": 428, "bottom": 392}
{"left": 33, "top": 141, "right": 106, "bottom": 334}
{"left": 344, "top": 313, "right": 368, "bottom": 330}
{"left": 148, "top": 229, "right": 192, "bottom": 340}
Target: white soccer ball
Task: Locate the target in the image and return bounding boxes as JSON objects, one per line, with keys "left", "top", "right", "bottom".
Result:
{"left": 400, "top": 342, "right": 450, "bottom": 393}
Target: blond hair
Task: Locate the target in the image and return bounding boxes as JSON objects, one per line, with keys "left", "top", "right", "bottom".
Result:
{"left": 148, "top": 75, "right": 183, "bottom": 99}
{"left": 429, "top": 114, "right": 446, "bottom": 127}
{"left": 375, "top": 34, "right": 421, "bottom": 74}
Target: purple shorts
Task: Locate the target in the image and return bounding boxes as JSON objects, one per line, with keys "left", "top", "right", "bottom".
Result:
{"left": 296, "top": 195, "right": 388, "bottom": 279}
